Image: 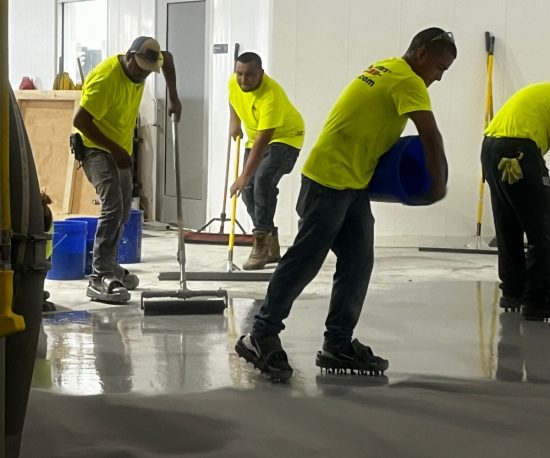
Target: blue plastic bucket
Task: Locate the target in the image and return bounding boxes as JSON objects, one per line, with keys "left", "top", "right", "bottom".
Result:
{"left": 369, "top": 136, "right": 440, "bottom": 205}
{"left": 46, "top": 220, "right": 87, "bottom": 280}
{"left": 117, "top": 209, "right": 143, "bottom": 264}
{"left": 66, "top": 216, "right": 98, "bottom": 275}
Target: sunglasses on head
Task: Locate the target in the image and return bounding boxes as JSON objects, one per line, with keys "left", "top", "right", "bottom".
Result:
{"left": 429, "top": 31, "right": 455, "bottom": 44}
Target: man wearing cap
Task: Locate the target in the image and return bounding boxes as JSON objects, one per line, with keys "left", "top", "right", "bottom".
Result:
{"left": 73, "top": 36, "right": 181, "bottom": 303}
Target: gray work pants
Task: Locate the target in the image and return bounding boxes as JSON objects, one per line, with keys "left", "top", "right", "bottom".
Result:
{"left": 82, "top": 148, "right": 133, "bottom": 279}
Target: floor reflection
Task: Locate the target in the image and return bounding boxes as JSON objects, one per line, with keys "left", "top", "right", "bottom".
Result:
{"left": 496, "top": 311, "right": 550, "bottom": 383}
{"left": 34, "top": 282, "right": 550, "bottom": 396}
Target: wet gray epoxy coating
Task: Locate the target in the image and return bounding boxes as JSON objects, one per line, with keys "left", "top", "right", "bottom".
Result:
{"left": 33, "top": 281, "right": 550, "bottom": 396}
{"left": 20, "top": 235, "right": 550, "bottom": 456}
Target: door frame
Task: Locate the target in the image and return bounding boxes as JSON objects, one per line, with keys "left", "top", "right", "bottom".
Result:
{"left": 155, "top": 0, "right": 210, "bottom": 226}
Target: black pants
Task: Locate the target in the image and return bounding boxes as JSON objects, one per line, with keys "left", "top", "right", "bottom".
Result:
{"left": 241, "top": 142, "right": 299, "bottom": 233}
{"left": 481, "top": 136, "right": 550, "bottom": 305}
{"left": 252, "top": 175, "right": 375, "bottom": 350}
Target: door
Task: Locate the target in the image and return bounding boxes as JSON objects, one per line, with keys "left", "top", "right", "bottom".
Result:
{"left": 156, "top": 0, "right": 208, "bottom": 228}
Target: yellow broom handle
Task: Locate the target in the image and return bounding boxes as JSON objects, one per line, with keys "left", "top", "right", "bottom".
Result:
{"left": 228, "top": 136, "right": 241, "bottom": 253}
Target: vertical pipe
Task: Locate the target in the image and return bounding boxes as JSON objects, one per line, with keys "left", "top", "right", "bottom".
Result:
{"left": 1, "top": 0, "right": 9, "bottom": 453}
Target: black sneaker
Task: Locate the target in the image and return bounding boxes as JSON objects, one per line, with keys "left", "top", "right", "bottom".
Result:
{"left": 235, "top": 334, "right": 293, "bottom": 382}
{"left": 42, "top": 290, "right": 56, "bottom": 312}
{"left": 316, "top": 338, "right": 389, "bottom": 375}
{"left": 87, "top": 276, "right": 130, "bottom": 304}
{"left": 499, "top": 296, "right": 522, "bottom": 312}
{"left": 117, "top": 266, "right": 139, "bottom": 290}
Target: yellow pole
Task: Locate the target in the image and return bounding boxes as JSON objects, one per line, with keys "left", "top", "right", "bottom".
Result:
{"left": 0, "top": 0, "right": 25, "bottom": 338}
{"left": 226, "top": 136, "right": 241, "bottom": 272}
{"left": 475, "top": 32, "right": 495, "bottom": 241}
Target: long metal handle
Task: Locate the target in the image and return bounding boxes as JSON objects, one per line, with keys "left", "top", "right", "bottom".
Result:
{"left": 152, "top": 98, "right": 161, "bottom": 128}
{"left": 171, "top": 114, "right": 186, "bottom": 288}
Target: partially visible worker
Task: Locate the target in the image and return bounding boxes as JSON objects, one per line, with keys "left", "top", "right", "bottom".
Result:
{"left": 481, "top": 82, "right": 550, "bottom": 321}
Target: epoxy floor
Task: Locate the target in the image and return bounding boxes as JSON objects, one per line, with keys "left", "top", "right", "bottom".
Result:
{"left": 20, "top": 231, "right": 550, "bottom": 457}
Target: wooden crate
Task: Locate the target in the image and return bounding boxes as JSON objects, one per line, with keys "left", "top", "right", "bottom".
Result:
{"left": 14, "top": 90, "right": 100, "bottom": 217}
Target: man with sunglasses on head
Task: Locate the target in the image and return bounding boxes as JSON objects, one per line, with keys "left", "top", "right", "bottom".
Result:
{"left": 235, "top": 27, "right": 456, "bottom": 382}
{"left": 73, "top": 36, "right": 181, "bottom": 304}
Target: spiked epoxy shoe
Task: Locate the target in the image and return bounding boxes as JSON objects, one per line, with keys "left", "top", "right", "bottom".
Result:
{"left": 520, "top": 303, "right": 550, "bottom": 321}
{"left": 87, "top": 277, "right": 131, "bottom": 304}
{"left": 235, "top": 333, "right": 293, "bottom": 382}
{"left": 115, "top": 265, "right": 140, "bottom": 290}
{"left": 499, "top": 296, "right": 522, "bottom": 312}
{"left": 316, "top": 338, "right": 389, "bottom": 375}
{"left": 121, "top": 270, "right": 139, "bottom": 290}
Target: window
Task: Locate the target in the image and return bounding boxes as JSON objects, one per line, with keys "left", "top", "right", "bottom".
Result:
{"left": 58, "top": 0, "right": 108, "bottom": 84}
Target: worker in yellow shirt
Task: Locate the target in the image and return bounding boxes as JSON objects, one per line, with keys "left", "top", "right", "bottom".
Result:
{"left": 481, "top": 82, "right": 550, "bottom": 321}
{"left": 73, "top": 36, "right": 181, "bottom": 303}
{"left": 235, "top": 28, "right": 456, "bottom": 382}
{"left": 229, "top": 52, "right": 305, "bottom": 270}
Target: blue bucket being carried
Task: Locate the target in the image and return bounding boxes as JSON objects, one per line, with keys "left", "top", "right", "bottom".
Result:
{"left": 368, "top": 135, "right": 445, "bottom": 206}
{"left": 66, "top": 216, "right": 98, "bottom": 275}
{"left": 46, "top": 220, "right": 87, "bottom": 280}
{"left": 118, "top": 209, "right": 143, "bottom": 264}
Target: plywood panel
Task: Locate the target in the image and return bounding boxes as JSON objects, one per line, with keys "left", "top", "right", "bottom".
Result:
{"left": 14, "top": 90, "right": 100, "bottom": 217}
{"left": 18, "top": 98, "right": 74, "bottom": 214}
{"left": 72, "top": 166, "right": 101, "bottom": 215}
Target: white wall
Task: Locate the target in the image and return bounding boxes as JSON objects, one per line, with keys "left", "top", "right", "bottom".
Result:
{"left": 268, "top": 0, "right": 550, "bottom": 246}
{"left": 9, "top": 0, "right": 550, "bottom": 245}
{"left": 207, "top": 0, "right": 271, "bottom": 232}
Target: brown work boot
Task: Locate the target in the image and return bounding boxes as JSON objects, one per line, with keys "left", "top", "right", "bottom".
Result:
{"left": 243, "top": 230, "right": 270, "bottom": 270}
{"left": 267, "top": 232, "right": 281, "bottom": 264}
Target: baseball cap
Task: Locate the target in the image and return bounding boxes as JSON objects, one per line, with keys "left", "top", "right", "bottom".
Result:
{"left": 128, "top": 36, "right": 164, "bottom": 73}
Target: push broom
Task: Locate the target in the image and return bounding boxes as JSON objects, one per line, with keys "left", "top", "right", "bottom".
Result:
{"left": 184, "top": 43, "right": 253, "bottom": 247}
{"left": 141, "top": 115, "right": 228, "bottom": 315}
{"left": 467, "top": 31, "right": 495, "bottom": 250}
{"left": 158, "top": 136, "right": 272, "bottom": 282}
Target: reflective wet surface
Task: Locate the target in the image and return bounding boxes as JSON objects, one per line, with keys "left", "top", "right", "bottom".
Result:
{"left": 32, "top": 281, "right": 550, "bottom": 396}
{"left": 20, "top": 227, "right": 550, "bottom": 457}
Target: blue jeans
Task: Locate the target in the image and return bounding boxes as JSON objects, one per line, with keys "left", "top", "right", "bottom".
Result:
{"left": 241, "top": 142, "right": 299, "bottom": 233}
{"left": 252, "top": 175, "right": 375, "bottom": 350}
{"left": 82, "top": 147, "right": 133, "bottom": 279}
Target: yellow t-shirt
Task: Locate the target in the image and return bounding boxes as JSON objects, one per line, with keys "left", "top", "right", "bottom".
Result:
{"left": 228, "top": 73, "right": 305, "bottom": 149}
{"left": 484, "top": 82, "right": 550, "bottom": 154}
{"left": 78, "top": 55, "right": 144, "bottom": 155}
{"left": 302, "top": 58, "right": 431, "bottom": 190}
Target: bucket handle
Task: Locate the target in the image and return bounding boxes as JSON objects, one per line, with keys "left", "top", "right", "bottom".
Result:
{"left": 51, "top": 233, "right": 68, "bottom": 252}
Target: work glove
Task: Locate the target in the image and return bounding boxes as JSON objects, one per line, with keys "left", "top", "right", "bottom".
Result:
{"left": 498, "top": 152, "right": 524, "bottom": 184}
